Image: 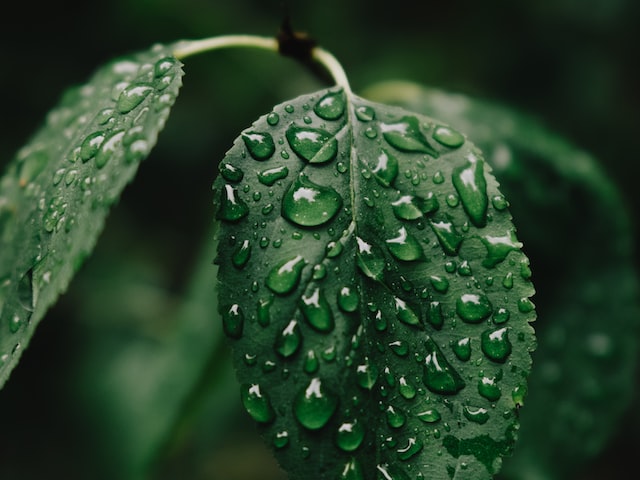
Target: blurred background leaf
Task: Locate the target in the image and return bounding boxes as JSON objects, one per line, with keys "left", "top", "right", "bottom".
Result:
{"left": 0, "top": 1, "right": 638, "bottom": 479}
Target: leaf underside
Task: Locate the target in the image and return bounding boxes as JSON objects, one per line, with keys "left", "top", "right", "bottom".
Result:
{"left": 213, "top": 88, "right": 536, "bottom": 479}
{"left": 0, "top": 44, "right": 184, "bottom": 388}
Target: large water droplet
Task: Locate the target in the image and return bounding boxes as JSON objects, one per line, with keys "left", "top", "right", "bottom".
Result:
{"left": 452, "top": 153, "right": 488, "bottom": 228}
{"left": 286, "top": 124, "right": 337, "bottom": 163}
{"left": 430, "top": 217, "right": 463, "bottom": 256}
{"left": 300, "top": 287, "right": 334, "bottom": 332}
{"left": 217, "top": 184, "right": 249, "bottom": 222}
{"left": 116, "top": 83, "right": 153, "bottom": 113}
{"left": 478, "top": 376, "right": 501, "bottom": 401}
{"left": 397, "top": 437, "right": 423, "bottom": 461}
{"left": 337, "top": 286, "right": 360, "bottom": 312}
{"left": 242, "top": 131, "right": 275, "bottom": 160}
{"left": 258, "top": 165, "right": 288, "bottom": 186}
{"left": 481, "top": 230, "right": 523, "bottom": 268}
{"left": 356, "top": 237, "right": 385, "bottom": 281}
{"left": 456, "top": 293, "right": 492, "bottom": 323}
{"left": 222, "top": 304, "right": 244, "bottom": 338}
{"left": 432, "top": 125, "right": 465, "bottom": 148}
{"left": 423, "top": 337, "right": 465, "bottom": 394}
{"left": 336, "top": 419, "right": 365, "bottom": 451}
{"left": 452, "top": 337, "right": 471, "bottom": 361}
{"left": 371, "top": 149, "right": 399, "bottom": 187}
{"left": 282, "top": 174, "right": 342, "bottom": 227}
{"left": 463, "top": 405, "right": 489, "bottom": 424}
{"left": 275, "top": 319, "right": 302, "bottom": 358}
{"left": 386, "top": 227, "right": 424, "bottom": 261}
{"left": 314, "top": 90, "right": 345, "bottom": 120}
{"left": 481, "top": 327, "right": 512, "bottom": 363}
{"left": 293, "top": 377, "right": 338, "bottom": 430}
{"left": 380, "top": 116, "right": 438, "bottom": 156}
{"left": 265, "top": 255, "right": 306, "bottom": 295}
{"left": 241, "top": 383, "right": 275, "bottom": 423}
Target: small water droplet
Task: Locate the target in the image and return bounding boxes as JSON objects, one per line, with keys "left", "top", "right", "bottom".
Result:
{"left": 258, "top": 165, "right": 288, "bottom": 186}
{"left": 371, "top": 149, "right": 399, "bottom": 187}
{"left": 231, "top": 239, "right": 251, "bottom": 268}
{"left": 284, "top": 104, "right": 295, "bottom": 114}
{"left": 265, "top": 255, "right": 306, "bottom": 295}
{"left": 241, "top": 383, "right": 275, "bottom": 423}
{"left": 389, "top": 340, "right": 409, "bottom": 357}
{"left": 456, "top": 293, "right": 492, "bottom": 323}
{"left": 356, "top": 361, "right": 379, "bottom": 389}
{"left": 257, "top": 296, "right": 273, "bottom": 327}
{"left": 336, "top": 419, "right": 365, "bottom": 451}
{"left": 242, "top": 131, "right": 276, "bottom": 160}
{"left": 337, "top": 286, "right": 360, "bottom": 312}
{"left": 423, "top": 337, "right": 465, "bottom": 394}
{"left": 95, "top": 130, "right": 124, "bottom": 169}
{"left": 356, "top": 237, "right": 385, "bottom": 281}
{"left": 502, "top": 272, "right": 514, "bottom": 289}
{"left": 286, "top": 124, "right": 337, "bottom": 163}
{"left": 491, "top": 194, "right": 509, "bottom": 211}
{"left": 518, "top": 297, "right": 535, "bottom": 313}
{"left": 220, "top": 162, "right": 244, "bottom": 183}
{"left": 275, "top": 319, "right": 302, "bottom": 358}
{"left": 392, "top": 193, "right": 438, "bottom": 221}
{"left": 304, "top": 349, "right": 319, "bottom": 374}
{"left": 386, "top": 405, "right": 406, "bottom": 428}
{"left": 282, "top": 173, "right": 343, "bottom": 227}
{"left": 80, "top": 131, "right": 106, "bottom": 162}
{"left": 394, "top": 297, "right": 420, "bottom": 326}
{"left": 293, "top": 377, "right": 338, "bottom": 430}
{"left": 452, "top": 154, "right": 488, "bottom": 227}
{"left": 478, "top": 376, "right": 501, "bottom": 401}
{"left": 355, "top": 105, "right": 375, "bottom": 122}
{"left": 386, "top": 227, "right": 424, "bottom": 262}
{"left": 416, "top": 408, "right": 441, "bottom": 423}
{"left": 397, "top": 437, "right": 423, "bottom": 461}
{"left": 452, "top": 337, "right": 471, "bottom": 361}
{"left": 481, "top": 230, "right": 523, "bottom": 268}
{"left": 300, "top": 287, "right": 334, "bottom": 332}
{"left": 116, "top": 83, "right": 153, "bottom": 113}
{"left": 273, "top": 430, "right": 289, "bottom": 449}
{"left": 222, "top": 304, "right": 244, "bottom": 338}
{"left": 481, "top": 327, "right": 512, "bottom": 363}
{"left": 267, "top": 112, "right": 280, "bottom": 126}
{"left": 398, "top": 376, "right": 417, "bottom": 399}
{"left": 427, "top": 301, "right": 444, "bottom": 330}
{"left": 217, "top": 184, "right": 249, "bottom": 222}
{"left": 314, "top": 90, "right": 345, "bottom": 120}
{"left": 432, "top": 125, "right": 465, "bottom": 148}
{"left": 463, "top": 405, "right": 489, "bottom": 424}
{"left": 430, "top": 218, "right": 463, "bottom": 256}
{"left": 430, "top": 275, "right": 449, "bottom": 293}
{"left": 381, "top": 116, "right": 437, "bottom": 156}
{"left": 340, "top": 458, "right": 364, "bottom": 480}
{"left": 433, "top": 171, "right": 445, "bottom": 184}
{"left": 493, "top": 307, "right": 510, "bottom": 324}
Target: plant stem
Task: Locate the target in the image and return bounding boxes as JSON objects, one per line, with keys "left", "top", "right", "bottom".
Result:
{"left": 172, "top": 34, "right": 352, "bottom": 96}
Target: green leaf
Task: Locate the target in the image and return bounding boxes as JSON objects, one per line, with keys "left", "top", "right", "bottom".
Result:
{"left": 0, "top": 44, "right": 184, "bottom": 388}
{"left": 213, "top": 88, "right": 536, "bottom": 479}
{"left": 362, "top": 81, "right": 640, "bottom": 480}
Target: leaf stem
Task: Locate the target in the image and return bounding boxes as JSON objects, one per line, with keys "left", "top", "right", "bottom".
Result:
{"left": 172, "top": 34, "right": 352, "bottom": 96}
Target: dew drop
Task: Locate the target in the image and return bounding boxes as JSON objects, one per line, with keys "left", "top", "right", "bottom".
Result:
{"left": 300, "top": 287, "right": 334, "bottom": 332}
{"left": 154, "top": 57, "right": 175, "bottom": 77}
{"left": 282, "top": 173, "right": 342, "bottom": 227}
{"left": 423, "top": 337, "right": 465, "bottom": 394}
{"left": 463, "top": 405, "right": 489, "bottom": 424}
{"left": 397, "top": 437, "right": 423, "bottom": 461}
{"left": 265, "top": 255, "right": 306, "bottom": 295}
{"left": 267, "top": 112, "right": 280, "bottom": 126}
{"left": 398, "top": 376, "right": 417, "bottom": 399}
{"left": 222, "top": 304, "right": 244, "bottom": 338}
{"left": 304, "top": 349, "right": 319, "bottom": 374}
{"left": 430, "top": 275, "right": 449, "bottom": 293}
{"left": 394, "top": 297, "right": 420, "bottom": 326}
{"left": 241, "top": 383, "right": 275, "bottom": 423}
{"left": 326, "top": 240, "right": 344, "bottom": 258}
{"left": 231, "top": 239, "right": 251, "bottom": 268}
{"left": 518, "top": 297, "right": 535, "bottom": 313}
{"left": 481, "top": 327, "right": 512, "bottom": 363}
{"left": 258, "top": 165, "right": 288, "bottom": 186}
{"left": 337, "top": 286, "right": 360, "bottom": 312}
{"left": 430, "top": 218, "right": 463, "bottom": 256}
{"left": 386, "top": 227, "right": 424, "bottom": 262}
{"left": 481, "top": 230, "right": 523, "bottom": 268}
{"left": 95, "top": 130, "right": 124, "bottom": 168}
{"left": 491, "top": 194, "right": 509, "bottom": 211}
{"left": 452, "top": 154, "right": 488, "bottom": 227}
{"left": 355, "top": 105, "right": 375, "bottom": 122}
{"left": 380, "top": 116, "right": 438, "bottom": 156}
{"left": 273, "top": 430, "right": 289, "bottom": 449}
{"left": 116, "top": 83, "right": 153, "bottom": 113}
{"left": 80, "top": 131, "right": 106, "bottom": 162}
{"left": 427, "top": 301, "right": 444, "bottom": 330}
{"left": 314, "top": 90, "right": 345, "bottom": 120}
{"left": 242, "top": 131, "right": 276, "bottom": 160}
{"left": 220, "top": 162, "right": 244, "bottom": 183}
{"left": 389, "top": 340, "right": 409, "bottom": 357}
{"left": 478, "top": 376, "right": 502, "bottom": 401}
{"left": 286, "top": 124, "right": 337, "bottom": 163}
{"left": 416, "top": 408, "right": 441, "bottom": 423}
{"left": 370, "top": 149, "right": 399, "bottom": 187}
{"left": 356, "top": 361, "right": 379, "bottom": 389}
{"left": 257, "top": 295, "right": 273, "bottom": 326}
{"left": 456, "top": 293, "right": 492, "bottom": 323}
{"left": 493, "top": 307, "right": 510, "bottom": 324}
{"left": 336, "top": 419, "right": 365, "bottom": 451}
{"left": 432, "top": 125, "right": 465, "bottom": 148}
{"left": 452, "top": 337, "right": 471, "bottom": 361}
{"left": 217, "top": 184, "right": 249, "bottom": 222}
{"left": 340, "top": 458, "right": 364, "bottom": 480}
{"left": 293, "top": 377, "right": 338, "bottom": 430}
{"left": 356, "top": 237, "right": 385, "bottom": 281}
{"left": 275, "top": 319, "right": 302, "bottom": 358}
{"left": 386, "top": 405, "right": 406, "bottom": 428}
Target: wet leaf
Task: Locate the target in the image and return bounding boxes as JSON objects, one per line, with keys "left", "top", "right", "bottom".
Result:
{"left": 213, "top": 88, "right": 536, "bottom": 479}
{"left": 363, "top": 81, "right": 640, "bottom": 480}
{"left": 0, "top": 45, "right": 184, "bottom": 388}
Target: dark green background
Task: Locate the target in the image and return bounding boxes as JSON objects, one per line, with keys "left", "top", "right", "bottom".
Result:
{"left": 1, "top": 1, "right": 638, "bottom": 479}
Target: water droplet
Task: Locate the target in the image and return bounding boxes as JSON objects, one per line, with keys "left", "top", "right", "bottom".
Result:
{"left": 220, "top": 162, "right": 244, "bottom": 183}
{"left": 493, "top": 307, "right": 510, "bottom": 324}
{"left": 427, "top": 301, "right": 444, "bottom": 330}
{"left": 386, "top": 405, "right": 406, "bottom": 428}
{"left": 481, "top": 230, "right": 523, "bottom": 268}
{"left": 275, "top": 319, "right": 302, "bottom": 358}
{"left": 293, "top": 377, "right": 338, "bottom": 430}
{"left": 337, "top": 286, "right": 360, "bottom": 312}
{"left": 389, "top": 340, "right": 409, "bottom": 357}
{"left": 518, "top": 297, "right": 535, "bottom": 313}
{"left": 392, "top": 193, "right": 438, "bottom": 221}
{"left": 432, "top": 125, "right": 465, "bottom": 148}
{"left": 430, "top": 275, "right": 449, "bottom": 293}
{"left": 397, "top": 437, "right": 423, "bottom": 461}
{"left": 386, "top": 227, "right": 424, "bottom": 262}
{"left": 80, "top": 131, "right": 106, "bottom": 162}
{"left": 481, "top": 327, "right": 512, "bottom": 363}
{"left": 478, "top": 376, "right": 501, "bottom": 401}
{"left": 463, "top": 405, "right": 489, "bottom": 424}
{"left": 273, "top": 430, "right": 289, "bottom": 449}
{"left": 336, "top": 419, "right": 365, "bottom": 451}
{"left": 284, "top": 104, "right": 294, "bottom": 114}
{"left": 380, "top": 116, "right": 437, "bottom": 156}
{"left": 242, "top": 131, "right": 275, "bottom": 160}
{"left": 116, "top": 83, "right": 153, "bottom": 113}
{"left": 314, "top": 90, "right": 345, "bottom": 120}
{"left": 355, "top": 105, "right": 375, "bottom": 122}
{"left": 312, "top": 263, "right": 327, "bottom": 280}
{"left": 502, "top": 272, "right": 514, "bottom": 289}
{"left": 217, "top": 184, "right": 249, "bottom": 222}
{"left": 452, "top": 154, "right": 488, "bottom": 227}
{"left": 265, "top": 255, "right": 306, "bottom": 295}
{"left": 282, "top": 173, "right": 342, "bottom": 227}
{"left": 300, "top": 287, "right": 334, "bottom": 332}
{"left": 491, "top": 194, "right": 509, "bottom": 211}
{"left": 286, "top": 125, "right": 337, "bottom": 163}
{"left": 241, "top": 383, "right": 275, "bottom": 423}
{"left": 267, "top": 112, "right": 280, "bottom": 126}
{"left": 258, "top": 165, "right": 288, "bottom": 186}
{"left": 94, "top": 130, "right": 124, "bottom": 168}
{"left": 257, "top": 296, "right": 273, "bottom": 326}
{"left": 423, "top": 337, "right": 465, "bottom": 394}
{"left": 371, "top": 149, "right": 399, "bottom": 187}
{"left": 326, "top": 240, "right": 343, "bottom": 258}
{"left": 356, "top": 361, "right": 379, "bottom": 389}
{"left": 430, "top": 218, "right": 463, "bottom": 256}
{"left": 416, "top": 408, "right": 441, "bottom": 423}
{"left": 340, "top": 458, "right": 364, "bottom": 480}
{"left": 456, "top": 293, "right": 492, "bottom": 323}
{"left": 231, "top": 239, "right": 251, "bottom": 268}
{"left": 356, "top": 237, "right": 385, "bottom": 281}
{"left": 452, "top": 337, "right": 471, "bottom": 361}
{"left": 512, "top": 384, "right": 527, "bottom": 407}
{"left": 154, "top": 57, "right": 175, "bottom": 77}
{"left": 222, "top": 304, "right": 244, "bottom": 338}
{"left": 398, "top": 376, "right": 417, "bottom": 399}
{"left": 304, "top": 349, "right": 319, "bottom": 374}
{"left": 394, "top": 297, "right": 420, "bottom": 326}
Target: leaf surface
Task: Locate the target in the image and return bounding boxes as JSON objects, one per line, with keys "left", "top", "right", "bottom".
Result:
{"left": 213, "top": 88, "right": 537, "bottom": 479}
{"left": 0, "top": 44, "right": 184, "bottom": 387}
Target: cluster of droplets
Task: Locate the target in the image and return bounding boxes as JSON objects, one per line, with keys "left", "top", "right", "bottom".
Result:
{"left": 214, "top": 88, "right": 536, "bottom": 479}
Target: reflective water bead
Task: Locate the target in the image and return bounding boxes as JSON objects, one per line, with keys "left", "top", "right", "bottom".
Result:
{"left": 371, "top": 149, "right": 399, "bottom": 187}
{"left": 463, "top": 405, "right": 489, "bottom": 424}
{"left": 416, "top": 408, "right": 441, "bottom": 423}
{"left": 79, "top": 131, "right": 106, "bottom": 162}
{"left": 293, "top": 378, "right": 338, "bottom": 430}
{"left": 286, "top": 124, "right": 337, "bottom": 163}
{"left": 481, "top": 327, "right": 512, "bottom": 363}
{"left": 432, "top": 125, "right": 465, "bottom": 148}
{"left": 356, "top": 237, "right": 385, "bottom": 281}
{"left": 257, "top": 296, "right": 273, "bottom": 327}
{"left": 481, "top": 230, "right": 523, "bottom": 268}
{"left": 220, "top": 162, "right": 244, "bottom": 183}
{"left": 217, "top": 184, "right": 249, "bottom": 222}
{"left": 423, "top": 337, "right": 465, "bottom": 394}
{"left": 258, "top": 165, "right": 288, "bottom": 186}
{"left": 314, "top": 90, "right": 345, "bottom": 120}
{"left": 456, "top": 293, "right": 492, "bottom": 323}
{"left": 340, "top": 458, "right": 364, "bottom": 480}
{"left": 478, "top": 376, "right": 501, "bottom": 401}
{"left": 337, "top": 286, "right": 360, "bottom": 312}
{"left": 267, "top": 112, "right": 280, "bottom": 126}
{"left": 275, "top": 320, "right": 302, "bottom": 358}
{"left": 300, "top": 287, "right": 334, "bottom": 332}
{"left": 518, "top": 297, "right": 535, "bottom": 313}
{"left": 493, "top": 307, "right": 510, "bottom": 324}
{"left": 394, "top": 297, "right": 420, "bottom": 326}
{"left": 273, "top": 430, "right": 289, "bottom": 449}
{"left": 304, "top": 349, "right": 319, "bottom": 374}
{"left": 116, "top": 83, "right": 153, "bottom": 113}
{"left": 282, "top": 173, "right": 343, "bottom": 227}
{"left": 427, "top": 301, "right": 444, "bottom": 330}
{"left": 430, "top": 218, "right": 463, "bottom": 256}
{"left": 356, "top": 361, "right": 379, "bottom": 389}
{"left": 336, "top": 419, "right": 365, "bottom": 451}
{"left": 386, "top": 227, "right": 424, "bottom": 262}
{"left": 430, "top": 275, "right": 450, "bottom": 293}
{"left": 241, "top": 383, "right": 275, "bottom": 423}
{"left": 385, "top": 405, "right": 406, "bottom": 428}
{"left": 397, "top": 437, "right": 423, "bottom": 461}
{"left": 265, "top": 255, "right": 306, "bottom": 295}
{"left": 242, "top": 131, "right": 275, "bottom": 160}
{"left": 398, "top": 376, "right": 417, "bottom": 399}
{"left": 452, "top": 337, "right": 471, "bottom": 361}
{"left": 231, "top": 239, "right": 251, "bottom": 268}
{"left": 452, "top": 153, "right": 488, "bottom": 227}
{"left": 380, "top": 116, "right": 438, "bottom": 156}
{"left": 355, "top": 105, "right": 375, "bottom": 122}
{"left": 222, "top": 304, "right": 244, "bottom": 338}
